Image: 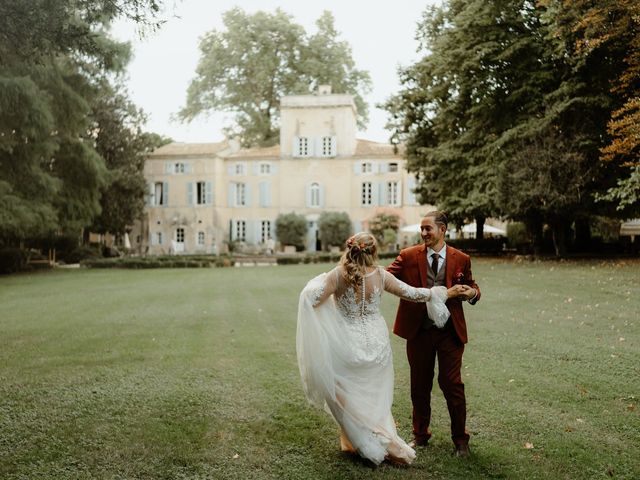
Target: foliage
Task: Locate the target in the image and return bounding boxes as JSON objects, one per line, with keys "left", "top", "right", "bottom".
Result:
{"left": 179, "top": 8, "right": 371, "bottom": 147}
{"left": 368, "top": 212, "right": 400, "bottom": 249}
{"left": 317, "top": 211, "right": 352, "bottom": 250}
{"left": 275, "top": 212, "right": 308, "bottom": 250}
{"left": 388, "top": 0, "right": 637, "bottom": 254}
{"left": 0, "top": 0, "right": 168, "bottom": 246}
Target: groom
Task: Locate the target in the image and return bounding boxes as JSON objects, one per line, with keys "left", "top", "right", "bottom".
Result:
{"left": 387, "top": 211, "right": 480, "bottom": 457}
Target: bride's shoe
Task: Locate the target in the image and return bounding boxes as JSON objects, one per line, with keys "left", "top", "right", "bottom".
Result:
{"left": 339, "top": 431, "right": 357, "bottom": 453}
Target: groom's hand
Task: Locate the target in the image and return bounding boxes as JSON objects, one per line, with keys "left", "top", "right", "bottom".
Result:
{"left": 458, "top": 285, "right": 477, "bottom": 301}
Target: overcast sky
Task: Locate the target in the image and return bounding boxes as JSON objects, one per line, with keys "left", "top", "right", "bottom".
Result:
{"left": 111, "top": 0, "right": 439, "bottom": 144}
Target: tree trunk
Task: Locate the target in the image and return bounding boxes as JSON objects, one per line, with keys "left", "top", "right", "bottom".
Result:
{"left": 551, "top": 221, "right": 567, "bottom": 257}
{"left": 574, "top": 217, "right": 591, "bottom": 252}
{"left": 475, "top": 216, "right": 485, "bottom": 240}
{"left": 525, "top": 216, "right": 543, "bottom": 255}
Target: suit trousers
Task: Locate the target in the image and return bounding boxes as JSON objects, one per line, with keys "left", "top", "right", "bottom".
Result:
{"left": 406, "top": 322, "right": 470, "bottom": 446}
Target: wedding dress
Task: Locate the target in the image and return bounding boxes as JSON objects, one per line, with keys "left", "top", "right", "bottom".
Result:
{"left": 296, "top": 265, "right": 449, "bottom": 465}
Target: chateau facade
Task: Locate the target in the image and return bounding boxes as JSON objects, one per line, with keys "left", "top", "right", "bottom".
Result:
{"left": 132, "top": 88, "right": 428, "bottom": 255}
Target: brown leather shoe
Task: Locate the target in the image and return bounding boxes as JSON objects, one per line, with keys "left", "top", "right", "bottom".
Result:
{"left": 454, "top": 443, "right": 470, "bottom": 458}
{"left": 408, "top": 437, "right": 429, "bottom": 448}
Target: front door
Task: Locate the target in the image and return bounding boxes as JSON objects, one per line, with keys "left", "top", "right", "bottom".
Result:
{"left": 175, "top": 228, "right": 185, "bottom": 253}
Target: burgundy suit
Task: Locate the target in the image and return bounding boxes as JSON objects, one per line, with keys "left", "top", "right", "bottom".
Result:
{"left": 387, "top": 243, "right": 480, "bottom": 446}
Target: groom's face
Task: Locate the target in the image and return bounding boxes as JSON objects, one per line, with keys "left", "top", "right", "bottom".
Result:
{"left": 420, "top": 216, "right": 445, "bottom": 248}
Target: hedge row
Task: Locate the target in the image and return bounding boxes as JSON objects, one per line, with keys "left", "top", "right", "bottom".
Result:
{"left": 81, "top": 255, "right": 235, "bottom": 269}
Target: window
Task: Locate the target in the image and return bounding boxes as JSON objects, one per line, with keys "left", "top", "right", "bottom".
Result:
{"left": 176, "top": 228, "right": 185, "bottom": 243}
{"left": 235, "top": 163, "right": 245, "bottom": 175}
{"left": 310, "top": 183, "right": 320, "bottom": 208}
{"left": 235, "top": 183, "right": 246, "bottom": 206}
{"left": 261, "top": 221, "right": 272, "bottom": 243}
{"left": 387, "top": 181, "right": 400, "bottom": 206}
{"left": 234, "top": 220, "right": 246, "bottom": 242}
{"left": 361, "top": 182, "right": 373, "bottom": 206}
{"left": 320, "top": 136, "right": 336, "bottom": 157}
{"left": 361, "top": 162, "right": 373, "bottom": 174}
{"left": 196, "top": 181, "right": 206, "bottom": 205}
{"left": 154, "top": 182, "right": 164, "bottom": 206}
{"left": 174, "top": 163, "right": 185, "bottom": 173}
{"left": 295, "top": 137, "right": 311, "bottom": 157}
{"left": 259, "top": 163, "right": 271, "bottom": 175}
{"left": 156, "top": 232, "right": 163, "bottom": 245}
{"left": 197, "top": 231, "right": 205, "bottom": 246}
{"left": 388, "top": 162, "right": 399, "bottom": 172}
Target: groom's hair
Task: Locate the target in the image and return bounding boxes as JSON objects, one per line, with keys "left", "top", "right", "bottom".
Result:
{"left": 424, "top": 210, "right": 448, "bottom": 230}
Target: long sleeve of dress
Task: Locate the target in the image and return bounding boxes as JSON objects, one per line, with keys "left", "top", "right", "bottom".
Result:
{"left": 311, "top": 267, "right": 339, "bottom": 307}
{"left": 382, "top": 269, "right": 450, "bottom": 327}
{"left": 382, "top": 269, "right": 433, "bottom": 302}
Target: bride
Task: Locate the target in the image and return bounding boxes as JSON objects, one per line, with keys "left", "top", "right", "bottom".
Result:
{"left": 296, "top": 232, "right": 462, "bottom": 466}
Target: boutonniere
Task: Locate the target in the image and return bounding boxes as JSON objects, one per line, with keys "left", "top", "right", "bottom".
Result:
{"left": 454, "top": 272, "right": 465, "bottom": 284}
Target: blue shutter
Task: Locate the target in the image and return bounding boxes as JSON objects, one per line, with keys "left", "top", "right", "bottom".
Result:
{"left": 252, "top": 162, "right": 259, "bottom": 175}
{"left": 319, "top": 184, "right": 325, "bottom": 208}
{"left": 163, "top": 182, "right": 169, "bottom": 206}
{"left": 305, "top": 184, "right": 311, "bottom": 207}
{"left": 271, "top": 162, "right": 278, "bottom": 175}
{"left": 228, "top": 183, "right": 234, "bottom": 207}
{"left": 353, "top": 221, "right": 362, "bottom": 235}
{"left": 147, "top": 182, "right": 154, "bottom": 206}
{"left": 407, "top": 176, "right": 417, "bottom": 205}
{"left": 245, "top": 183, "right": 251, "bottom": 206}
{"left": 259, "top": 181, "right": 271, "bottom": 207}
{"left": 227, "top": 164, "right": 234, "bottom": 176}
{"left": 378, "top": 182, "right": 387, "bottom": 206}
{"left": 206, "top": 182, "right": 213, "bottom": 205}
{"left": 353, "top": 162, "right": 361, "bottom": 175}
{"left": 185, "top": 163, "right": 192, "bottom": 174}
{"left": 164, "top": 162, "right": 172, "bottom": 174}
{"left": 378, "top": 162, "right": 388, "bottom": 174}
{"left": 187, "top": 182, "right": 193, "bottom": 205}
{"left": 292, "top": 137, "right": 300, "bottom": 157}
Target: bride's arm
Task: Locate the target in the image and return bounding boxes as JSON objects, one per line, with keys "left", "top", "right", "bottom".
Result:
{"left": 311, "top": 267, "right": 340, "bottom": 307}
{"left": 382, "top": 269, "right": 452, "bottom": 303}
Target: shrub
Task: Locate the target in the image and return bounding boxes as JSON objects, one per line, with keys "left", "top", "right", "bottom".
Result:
{"left": 0, "top": 248, "right": 28, "bottom": 274}
{"left": 63, "top": 246, "right": 100, "bottom": 264}
{"left": 275, "top": 213, "right": 308, "bottom": 251}
{"left": 318, "top": 212, "right": 352, "bottom": 250}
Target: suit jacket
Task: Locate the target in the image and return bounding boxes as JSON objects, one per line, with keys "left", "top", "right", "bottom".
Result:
{"left": 387, "top": 243, "right": 480, "bottom": 343}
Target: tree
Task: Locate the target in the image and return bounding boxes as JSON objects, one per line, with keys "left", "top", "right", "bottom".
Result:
{"left": 368, "top": 212, "right": 400, "bottom": 250}
{"left": 386, "top": 1, "right": 554, "bottom": 237}
{"left": 318, "top": 212, "right": 352, "bottom": 250}
{"left": 275, "top": 212, "right": 308, "bottom": 251}
{"left": 180, "top": 8, "right": 371, "bottom": 147}
{"left": 0, "top": 0, "right": 168, "bottom": 247}
{"left": 89, "top": 83, "right": 171, "bottom": 236}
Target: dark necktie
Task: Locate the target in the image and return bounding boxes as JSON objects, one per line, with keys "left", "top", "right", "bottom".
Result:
{"left": 431, "top": 253, "right": 440, "bottom": 278}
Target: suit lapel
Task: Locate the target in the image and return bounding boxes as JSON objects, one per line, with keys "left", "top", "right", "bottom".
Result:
{"left": 417, "top": 244, "right": 428, "bottom": 287}
{"left": 445, "top": 245, "right": 456, "bottom": 287}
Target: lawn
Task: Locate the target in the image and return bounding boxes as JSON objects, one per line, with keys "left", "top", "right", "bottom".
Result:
{"left": 0, "top": 259, "right": 638, "bottom": 479}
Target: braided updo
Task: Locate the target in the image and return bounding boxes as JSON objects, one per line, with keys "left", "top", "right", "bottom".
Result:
{"left": 340, "top": 232, "right": 378, "bottom": 288}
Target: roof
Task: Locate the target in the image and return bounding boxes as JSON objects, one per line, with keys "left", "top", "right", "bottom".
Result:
{"left": 148, "top": 141, "right": 228, "bottom": 157}
{"left": 354, "top": 139, "right": 405, "bottom": 157}
{"left": 225, "top": 144, "right": 281, "bottom": 159}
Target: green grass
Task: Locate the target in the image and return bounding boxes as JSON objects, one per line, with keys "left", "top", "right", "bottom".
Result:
{"left": 0, "top": 259, "right": 638, "bottom": 479}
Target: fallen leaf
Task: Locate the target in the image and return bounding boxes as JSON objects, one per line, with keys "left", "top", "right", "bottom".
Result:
{"left": 524, "top": 442, "right": 534, "bottom": 449}
{"left": 627, "top": 404, "right": 636, "bottom": 412}
{"left": 232, "top": 453, "right": 240, "bottom": 459}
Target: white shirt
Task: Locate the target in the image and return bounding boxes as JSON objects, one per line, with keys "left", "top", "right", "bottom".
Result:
{"left": 427, "top": 243, "right": 446, "bottom": 273}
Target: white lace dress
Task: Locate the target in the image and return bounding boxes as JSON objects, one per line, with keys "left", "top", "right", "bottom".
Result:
{"left": 296, "top": 266, "right": 449, "bottom": 465}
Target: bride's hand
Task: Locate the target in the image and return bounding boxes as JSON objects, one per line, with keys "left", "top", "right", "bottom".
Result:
{"left": 446, "top": 285, "right": 466, "bottom": 299}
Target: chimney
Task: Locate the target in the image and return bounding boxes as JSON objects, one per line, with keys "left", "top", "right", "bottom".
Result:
{"left": 318, "top": 85, "right": 332, "bottom": 95}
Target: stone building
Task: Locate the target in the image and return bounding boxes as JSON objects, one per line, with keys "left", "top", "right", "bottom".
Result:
{"left": 131, "top": 87, "right": 428, "bottom": 255}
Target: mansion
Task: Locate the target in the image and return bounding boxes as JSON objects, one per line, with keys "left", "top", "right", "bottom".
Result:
{"left": 132, "top": 87, "right": 429, "bottom": 255}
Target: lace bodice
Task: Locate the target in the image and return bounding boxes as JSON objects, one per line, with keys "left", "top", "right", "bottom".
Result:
{"left": 310, "top": 266, "right": 437, "bottom": 365}
{"left": 312, "top": 265, "right": 432, "bottom": 314}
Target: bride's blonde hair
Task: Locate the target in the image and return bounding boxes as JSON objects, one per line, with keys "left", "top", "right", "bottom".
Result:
{"left": 340, "top": 232, "right": 378, "bottom": 287}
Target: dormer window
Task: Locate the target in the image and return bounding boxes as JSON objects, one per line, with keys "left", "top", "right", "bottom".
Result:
{"left": 235, "top": 163, "right": 245, "bottom": 175}
{"left": 361, "top": 162, "right": 373, "bottom": 174}
{"left": 388, "top": 162, "right": 399, "bottom": 172}
{"left": 320, "top": 136, "right": 337, "bottom": 157}
{"left": 294, "top": 136, "right": 311, "bottom": 157}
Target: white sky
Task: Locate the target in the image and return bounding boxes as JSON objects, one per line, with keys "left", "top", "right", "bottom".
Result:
{"left": 111, "top": 0, "right": 438, "bottom": 144}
